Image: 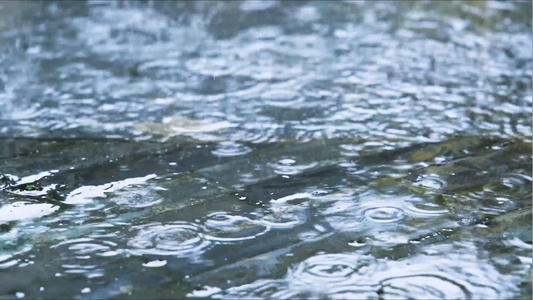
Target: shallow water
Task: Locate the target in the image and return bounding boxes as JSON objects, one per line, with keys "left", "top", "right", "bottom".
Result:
{"left": 0, "top": 1, "right": 531, "bottom": 299}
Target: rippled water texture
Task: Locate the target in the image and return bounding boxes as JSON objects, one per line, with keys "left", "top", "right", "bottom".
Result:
{"left": 0, "top": 1, "right": 531, "bottom": 299}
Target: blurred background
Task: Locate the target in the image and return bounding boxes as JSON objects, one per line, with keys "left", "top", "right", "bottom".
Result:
{"left": 0, "top": 1, "right": 531, "bottom": 147}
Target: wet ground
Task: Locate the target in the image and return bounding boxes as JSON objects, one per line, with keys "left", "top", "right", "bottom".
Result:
{"left": 0, "top": 1, "right": 531, "bottom": 299}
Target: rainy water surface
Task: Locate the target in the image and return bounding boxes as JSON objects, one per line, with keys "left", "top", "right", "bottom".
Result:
{"left": 0, "top": 1, "right": 531, "bottom": 299}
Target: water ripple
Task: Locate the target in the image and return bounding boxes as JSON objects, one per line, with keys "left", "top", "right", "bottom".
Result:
{"left": 209, "top": 245, "right": 520, "bottom": 299}
{"left": 404, "top": 197, "right": 449, "bottom": 217}
{"left": 364, "top": 206, "right": 404, "bottom": 223}
{"left": 323, "top": 194, "right": 409, "bottom": 231}
{"left": 211, "top": 142, "right": 253, "bottom": 158}
{"left": 202, "top": 212, "right": 269, "bottom": 242}
{"left": 127, "top": 222, "right": 210, "bottom": 257}
{"left": 288, "top": 254, "right": 379, "bottom": 289}
{"left": 270, "top": 158, "right": 318, "bottom": 176}
{"left": 379, "top": 274, "right": 470, "bottom": 299}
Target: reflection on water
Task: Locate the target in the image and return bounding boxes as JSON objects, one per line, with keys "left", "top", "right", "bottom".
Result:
{"left": 0, "top": 1, "right": 531, "bottom": 299}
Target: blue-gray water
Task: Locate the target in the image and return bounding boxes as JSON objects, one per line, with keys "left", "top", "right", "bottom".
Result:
{"left": 0, "top": 1, "right": 531, "bottom": 299}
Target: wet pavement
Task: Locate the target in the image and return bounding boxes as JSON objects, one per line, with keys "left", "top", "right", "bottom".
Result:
{"left": 0, "top": 1, "right": 531, "bottom": 299}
